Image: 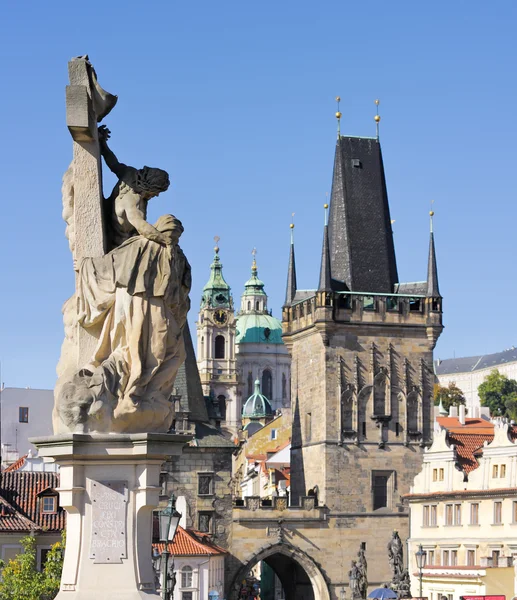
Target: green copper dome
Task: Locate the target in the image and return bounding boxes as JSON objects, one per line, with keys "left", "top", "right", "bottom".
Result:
{"left": 235, "top": 313, "right": 283, "bottom": 344}
{"left": 242, "top": 259, "right": 266, "bottom": 297}
{"left": 201, "top": 243, "right": 232, "bottom": 309}
{"left": 242, "top": 379, "right": 273, "bottom": 418}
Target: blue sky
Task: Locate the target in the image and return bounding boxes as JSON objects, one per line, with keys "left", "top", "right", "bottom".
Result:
{"left": 0, "top": 1, "right": 516, "bottom": 389}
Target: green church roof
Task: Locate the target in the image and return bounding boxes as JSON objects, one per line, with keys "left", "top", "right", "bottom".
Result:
{"left": 242, "top": 259, "right": 266, "bottom": 297}
{"left": 235, "top": 312, "right": 283, "bottom": 344}
{"left": 201, "top": 242, "right": 232, "bottom": 309}
{"left": 242, "top": 379, "right": 273, "bottom": 419}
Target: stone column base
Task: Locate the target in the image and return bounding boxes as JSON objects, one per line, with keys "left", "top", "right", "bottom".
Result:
{"left": 31, "top": 433, "right": 190, "bottom": 599}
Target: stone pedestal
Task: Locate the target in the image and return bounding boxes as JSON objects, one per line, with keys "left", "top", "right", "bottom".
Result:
{"left": 31, "top": 433, "right": 190, "bottom": 600}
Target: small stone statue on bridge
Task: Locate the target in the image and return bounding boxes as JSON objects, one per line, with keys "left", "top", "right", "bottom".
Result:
{"left": 387, "top": 531, "right": 412, "bottom": 599}
{"left": 356, "top": 545, "right": 368, "bottom": 599}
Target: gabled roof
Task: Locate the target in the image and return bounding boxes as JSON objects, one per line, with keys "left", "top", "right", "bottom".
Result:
{"left": 0, "top": 471, "right": 65, "bottom": 533}
{"left": 153, "top": 526, "right": 226, "bottom": 556}
{"left": 435, "top": 347, "right": 517, "bottom": 375}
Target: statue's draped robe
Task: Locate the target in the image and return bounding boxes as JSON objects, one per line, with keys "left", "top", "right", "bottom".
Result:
{"left": 55, "top": 232, "right": 191, "bottom": 433}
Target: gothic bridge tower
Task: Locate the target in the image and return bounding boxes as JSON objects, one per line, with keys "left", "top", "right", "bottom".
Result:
{"left": 281, "top": 114, "right": 443, "bottom": 584}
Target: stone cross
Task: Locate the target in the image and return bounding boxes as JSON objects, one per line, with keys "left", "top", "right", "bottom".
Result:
{"left": 65, "top": 57, "right": 111, "bottom": 366}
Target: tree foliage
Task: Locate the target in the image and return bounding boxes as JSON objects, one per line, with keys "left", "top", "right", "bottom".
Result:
{"left": 0, "top": 533, "right": 64, "bottom": 600}
{"left": 434, "top": 382, "right": 466, "bottom": 412}
{"left": 478, "top": 369, "right": 517, "bottom": 419}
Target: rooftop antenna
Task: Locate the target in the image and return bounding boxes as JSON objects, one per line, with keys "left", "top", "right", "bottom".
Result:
{"left": 324, "top": 192, "right": 329, "bottom": 226}
{"left": 374, "top": 99, "right": 381, "bottom": 140}
{"left": 336, "top": 96, "right": 342, "bottom": 138}
{"left": 290, "top": 212, "right": 295, "bottom": 243}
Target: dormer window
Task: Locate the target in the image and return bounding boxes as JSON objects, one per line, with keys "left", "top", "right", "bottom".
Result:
{"left": 42, "top": 496, "right": 57, "bottom": 514}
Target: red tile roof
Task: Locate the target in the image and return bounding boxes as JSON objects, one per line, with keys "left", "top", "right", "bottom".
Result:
{"left": 4, "top": 455, "right": 28, "bottom": 472}
{"left": 448, "top": 431, "right": 494, "bottom": 473}
{"left": 0, "top": 472, "right": 65, "bottom": 533}
{"left": 153, "top": 527, "right": 226, "bottom": 556}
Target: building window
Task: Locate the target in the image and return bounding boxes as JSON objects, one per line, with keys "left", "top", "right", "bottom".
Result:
{"left": 198, "top": 512, "right": 212, "bottom": 533}
{"left": 182, "top": 594, "right": 193, "bottom": 600}
{"left": 386, "top": 297, "right": 398, "bottom": 312}
{"left": 501, "top": 464, "right": 507, "bottom": 478}
{"left": 247, "top": 371, "right": 253, "bottom": 397}
{"left": 427, "top": 550, "right": 435, "bottom": 566}
{"left": 37, "top": 547, "right": 52, "bottom": 571}
{"left": 214, "top": 335, "right": 225, "bottom": 359}
{"left": 282, "top": 373, "right": 287, "bottom": 400}
{"left": 445, "top": 504, "right": 453, "bottom": 526}
{"left": 363, "top": 296, "right": 375, "bottom": 311}
{"left": 492, "top": 549, "right": 500, "bottom": 565}
{"left": 513, "top": 501, "right": 517, "bottom": 523}
{"left": 493, "top": 464, "right": 499, "bottom": 478}
{"left": 470, "top": 503, "right": 479, "bottom": 525}
{"left": 271, "top": 429, "right": 277, "bottom": 441}
{"left": 467, "top": 549, "right": 476, "bottom": 566}
{"left": 247, "top": 301, "right": 251, "bottom": 311}
{"left": 41, "top": 497, "right": 57, "bottom": 514}
{"left": 494, "top": 501, "right": 502, "bottom": 524}
{"left": 198, "top": 473, "right": 214, "bottom": 496}
{"left": 439, "top": 468, "right": 444, "bottom": 481}
{"left": 423, "top": 505, "right": 430, "bottom": 527}
{"left": 451, "top": 550, "right": 458, "bottom": 566}
{"left": 181, "top": 565, "right": 193, "bottom": 588}
{"left": 262, "top": 370, "right": 272, "bottom": 400}
{"left": 372, "top": 471, "right": 393, "bottom": 511}
{"left": 454, "top": 504, "right": 461, "bottom": 525}
{"left": 432, "top": 469, "right": 438, "bottom": 482}
{"left": 430, "top": 504, "right": 437, "bottom": 526}
{"left": 306, "top": 413, "right": 312, "bottom": 442}
{"left": 442, "top": 550, "right": 450, "bottom": 566}
{"left": 19, "top": 407, "right": 29, "bottom": 423}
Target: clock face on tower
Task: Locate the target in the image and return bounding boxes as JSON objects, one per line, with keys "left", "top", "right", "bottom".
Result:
{"left": 214, "top": 309, "right": 228, "bottom": 326}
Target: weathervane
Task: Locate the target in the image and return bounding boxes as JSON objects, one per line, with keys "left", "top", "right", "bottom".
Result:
{"left": 214, "top": 235, "right": 220, "bottom": 254}
{"left": 290, "top": 212, "right": 295, "bottom": 243}
{"left": 430, "top": 200, "right": 435, "bottom": 233}
{"left": 374, "top": 99, "right": 381, "bottom": 140}
{"left": 251, "top": 247, "right": 257, "bottom": 271}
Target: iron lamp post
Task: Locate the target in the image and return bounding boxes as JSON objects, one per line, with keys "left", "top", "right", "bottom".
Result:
{"left": 415, "top": 544, "right": 427, "bottom": 598}
{"left": 340, "top": 587, "right": 346, "bottom": 600}
{"left": 154, "top": 494, "right": 181, "bottom": 600}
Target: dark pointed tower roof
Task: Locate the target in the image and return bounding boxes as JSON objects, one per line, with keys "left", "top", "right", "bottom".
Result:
{"left": 318, "top": 205, "right": 332, "bottom": 292}
{"left": 284, "top": 223, "right": 297, "bottom": 306}
{"left": 327, "top": 136, "right": 398, "bottom": 293}
{"left": 426, "top": 211, "right": 440, "bottom": 298}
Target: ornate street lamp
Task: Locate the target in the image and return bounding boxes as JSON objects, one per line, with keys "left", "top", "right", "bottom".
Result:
{"left": 415, "top": 544, "right": 427, "bottom": 598}
{"left": 154, "top": 494, "right": 181, "bottom": 600}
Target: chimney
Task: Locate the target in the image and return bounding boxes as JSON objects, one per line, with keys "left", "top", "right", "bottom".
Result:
{"left": 459, "top": 405, "right": 466, "bottom": 426}
{"left": 449, "top": 405, "right": 458, "bottom": 418}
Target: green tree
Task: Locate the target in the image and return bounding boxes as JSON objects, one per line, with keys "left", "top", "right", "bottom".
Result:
{"left": 478, "top": 369, "right": 517, "bottom": 418}
{"left": 434, "top": 382, "right": 466, "bottom": 412}
{"left": 0, "top": 533, "right": 64, "bottom": 600}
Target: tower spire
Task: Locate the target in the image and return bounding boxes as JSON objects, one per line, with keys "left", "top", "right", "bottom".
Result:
{"left": 284, "top": 214, "right": 297, "bottom": 307}
{"left": 426, "top": 206, "right": 441, "bottom": 298}
{"left": 201, "top": 236, "right": 232, "bottom": 309}
{"left": 318, "top": 201, "right": 332, "bottom": 292}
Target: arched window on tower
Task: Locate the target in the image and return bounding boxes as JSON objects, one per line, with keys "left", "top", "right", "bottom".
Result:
{"left": 256, "top": 301, "right": 260, "bottom": 311}
{"left": 215, "top": 335, "right": 225, "bottom": 359}
{"left": 247, "top": 301, "right": 251, "bottom": 311}
{"left": 216, "top": 395, "right": 227, "bottom": 420}
{"left": 282, "top": 373, "right": 287, "bottom": 400}
{"left": 262, "top": 369, "right": 272, "bottom": 400}
{"left": 247, "top": 371, "right": 253, "bottom": 397}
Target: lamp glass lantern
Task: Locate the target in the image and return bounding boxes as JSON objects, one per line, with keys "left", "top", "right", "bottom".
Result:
{"left": 415, "top": 544, "right": 427, "bottom": 570}
{"left": 158, "top": 494, "right": 181, "bottom": 542}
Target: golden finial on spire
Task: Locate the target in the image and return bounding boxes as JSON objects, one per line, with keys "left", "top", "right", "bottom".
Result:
{"left": 324, "top": 192, "right": 329, "bottom": 226}
{"left": 251, "top": 247, "right": 257, "bottom": 272}
{"left": 214, "top": 235, "right": 220, "bottom": 254}
{"left": 290, "top": 212, "right": 295, "bottom": 243}
{"left": 374, "top": 99, "right": 381, "bottom": 140}
{"left": 430, "top": 200, "right": 435, "bottom": 233}
{"left": 335, "top": 96, "right": 342, "bottom": 138}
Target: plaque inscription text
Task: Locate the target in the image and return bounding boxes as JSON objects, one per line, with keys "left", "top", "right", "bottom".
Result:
{"left": 89, "top": 480, "right": 128, "bottom": 564}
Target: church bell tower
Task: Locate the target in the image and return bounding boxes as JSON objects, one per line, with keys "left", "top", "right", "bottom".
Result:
{"left": 196, "top": 238, "right": 239, "bottom": 433}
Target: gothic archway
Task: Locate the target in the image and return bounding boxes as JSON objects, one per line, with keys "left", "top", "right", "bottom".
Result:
{"left": 229, "top": 542, "right": 330, "bottom": 600}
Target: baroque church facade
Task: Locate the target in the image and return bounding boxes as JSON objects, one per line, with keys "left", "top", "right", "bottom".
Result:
{"left": 196, "top": 245, "right": 291, "bottom": 434}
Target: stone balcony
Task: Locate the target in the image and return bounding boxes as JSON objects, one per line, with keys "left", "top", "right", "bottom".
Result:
{"left": 233, "top": 495, "right": 328, "bottom": 523}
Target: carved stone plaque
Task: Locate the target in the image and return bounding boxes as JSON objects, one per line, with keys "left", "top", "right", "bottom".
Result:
{"left": 89, "top": 480, "right": 128, "bottom": 564}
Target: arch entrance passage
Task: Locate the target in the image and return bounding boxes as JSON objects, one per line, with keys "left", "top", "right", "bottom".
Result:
{"left": 229, "top": 543, "right": 330, "bottom": 600}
